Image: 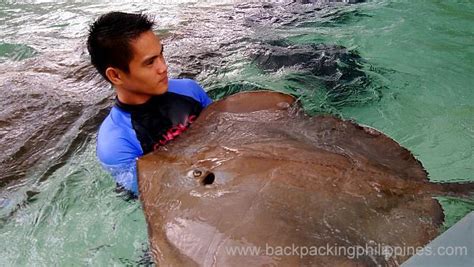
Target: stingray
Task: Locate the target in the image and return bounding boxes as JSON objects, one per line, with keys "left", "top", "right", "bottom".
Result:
{"left": 137, "top": 91, "right": 473, "bottom": 266}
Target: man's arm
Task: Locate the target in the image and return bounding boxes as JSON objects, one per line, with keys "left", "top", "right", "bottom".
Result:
{"left": 100, "top": 160, "right": 139, "bottom": 195}
{"left": 96, "top": 112, "right": 143, "bottom": 196}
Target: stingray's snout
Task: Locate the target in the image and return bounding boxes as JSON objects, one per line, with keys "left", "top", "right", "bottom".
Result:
{"left": 187, "top": 169, "right": 215, "bottom": 185}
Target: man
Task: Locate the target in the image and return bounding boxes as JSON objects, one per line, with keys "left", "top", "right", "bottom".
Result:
{"left": 87, "top": 12, "right": 212, "bottom": 196}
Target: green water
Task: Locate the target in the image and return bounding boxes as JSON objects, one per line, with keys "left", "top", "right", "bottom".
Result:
{"left": 336, "top": 1, "right": 474, "bottom": 182}
{"left": 0, "top": 143, "right": 149, "bottom": 265}
{"left": 336, "top": 2, "right": 474, "bottom": 228}
{"left": 0, "top": 0, "right": 473, "bottom": 265}
{"left": 0, "top": 42, "right": 36, "bottom": 62}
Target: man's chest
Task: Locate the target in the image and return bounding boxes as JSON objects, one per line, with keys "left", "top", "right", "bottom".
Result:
{"left": 129, "top": 93, "right": 203, "bottom": 153}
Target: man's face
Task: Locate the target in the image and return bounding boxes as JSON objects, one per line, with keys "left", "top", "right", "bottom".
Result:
{"left": 121, "top": 30, "right": 168, "bottom": 96}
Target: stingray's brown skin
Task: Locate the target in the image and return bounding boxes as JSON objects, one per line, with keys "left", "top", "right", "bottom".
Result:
{"left": 137, "top": 91, "right": 473, "bottom": 267}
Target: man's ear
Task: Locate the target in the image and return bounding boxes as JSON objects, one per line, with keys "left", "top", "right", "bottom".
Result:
{"left": 105, "top": 67, "right": 124, "bottom": 85}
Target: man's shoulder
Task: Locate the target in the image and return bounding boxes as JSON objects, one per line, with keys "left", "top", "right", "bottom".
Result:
{"left": 168, "top": 78, "right": 212, "bottom": 107}
{"left": 168, "top": 78, "right": 201, "bottom": 96}
{"left": 97, "top": 107, "right": 143, "bottom": 165}
{"left": 98, "top": 107, "right": 132, "bottom": 138}
{"left": 169, "top": 78, "right": 199, "bottom": 88}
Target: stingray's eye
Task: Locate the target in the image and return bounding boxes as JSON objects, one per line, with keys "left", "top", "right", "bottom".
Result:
{"left": 193, "top": 170, "right": 202, "bottom": 178}
{"left": 187, "top": 169, "right": 203, "bottom": 179}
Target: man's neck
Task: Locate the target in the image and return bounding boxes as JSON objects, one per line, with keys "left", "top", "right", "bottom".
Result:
{"left": 115, "top": 88, "right": 152, "bottom": 105}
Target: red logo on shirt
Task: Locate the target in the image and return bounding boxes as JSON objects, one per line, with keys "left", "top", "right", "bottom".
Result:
{"left": 153, "top": 115, "right": 196, "bottom": 150}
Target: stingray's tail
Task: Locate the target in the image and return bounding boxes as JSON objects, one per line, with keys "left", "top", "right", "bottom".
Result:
{"left": 430, "top": 182, "right": 474, "bottom": 197}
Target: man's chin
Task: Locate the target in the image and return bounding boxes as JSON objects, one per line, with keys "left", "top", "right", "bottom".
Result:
{"left": 156, "top": 77, "right": 169, "bottom": 94}
{"left": 156, "top": 85, "right": 168, "bottom": 95}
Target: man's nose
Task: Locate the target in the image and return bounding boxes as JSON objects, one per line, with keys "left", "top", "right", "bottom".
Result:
{"left": 156, "top": 57, "right": 167, "bottom": 74}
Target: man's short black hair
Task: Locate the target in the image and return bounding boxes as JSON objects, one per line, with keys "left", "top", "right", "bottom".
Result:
{"left": 87, "top": 12, "right": 154, "bottom": 82}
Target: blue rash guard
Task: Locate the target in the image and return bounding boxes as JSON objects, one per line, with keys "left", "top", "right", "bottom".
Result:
{"left": 97, "top": 78, "right": 212, "bottom": 195}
